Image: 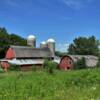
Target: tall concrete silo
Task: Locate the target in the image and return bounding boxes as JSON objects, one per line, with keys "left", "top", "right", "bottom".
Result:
{"left": 40, "top": 41, "right": 47, "bottom": 48}
{"left": 27, "top": 35, "right": 36, "bottom": 47}
{"left": 47, "top": 38, "right": 55, "bottom": 57}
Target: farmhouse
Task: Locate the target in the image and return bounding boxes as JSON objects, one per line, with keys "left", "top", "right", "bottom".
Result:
{"left": 0, "top": 35, "right": 55, "bottom": 71}
{"left": 58, "top": 55, "right": 98, "bottom": 70}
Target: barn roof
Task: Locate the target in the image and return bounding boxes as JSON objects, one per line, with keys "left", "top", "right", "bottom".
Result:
{"left": 68, "top": 55, "right": 98, "bottom": 61}
{"left": 10, "top": 46, "right": 53, "bottom": 58}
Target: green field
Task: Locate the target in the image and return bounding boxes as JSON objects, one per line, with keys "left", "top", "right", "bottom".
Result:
{"left": 0, "top": 68, "right": 100, "bottom": 100}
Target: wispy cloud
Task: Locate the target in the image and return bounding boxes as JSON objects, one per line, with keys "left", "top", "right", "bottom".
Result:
{"left": 62, "top": 0, "right": 94, "bottom": 9}
{"left": 56, "top": 43, "right": 69, "bottom": 52}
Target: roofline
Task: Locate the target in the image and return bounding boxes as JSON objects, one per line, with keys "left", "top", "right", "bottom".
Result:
{"left": 10, "top": 45, "right": 50, "bottom": 50}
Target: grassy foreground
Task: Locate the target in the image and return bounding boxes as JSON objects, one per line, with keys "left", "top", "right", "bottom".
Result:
{"left": 0, "top": 68, "right": 100, "bottom": 100}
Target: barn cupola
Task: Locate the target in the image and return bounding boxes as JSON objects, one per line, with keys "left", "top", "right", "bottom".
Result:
{"left": 40, "top": 41, "right": 47, "bottom": 48}
{"left": 27, "top": 35, "right": 36, "bottom": 48}
{"left": 47, "top": 38, "right": 55, "bottom": 57}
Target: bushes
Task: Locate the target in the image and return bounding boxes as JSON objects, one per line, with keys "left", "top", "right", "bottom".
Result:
{"left": 43, "top": 59, "right": 58, "bottom": 74}
{"left": 74, "top": 57, "right": 87, "bottom": 69}
{"left": 8, "top": 64, "right": 21, "bottom": 71}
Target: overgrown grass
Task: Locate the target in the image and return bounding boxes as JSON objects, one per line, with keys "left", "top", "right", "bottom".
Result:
{"left": 0, "top": 68, "right": 100, "bottom": 100}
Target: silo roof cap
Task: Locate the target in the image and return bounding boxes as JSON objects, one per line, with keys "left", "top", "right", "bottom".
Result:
{"left": 27, "top": 35, "right": 36, "bottom": 40}
{"left": 47, "top": 38, "right": 55, "bottom": 43}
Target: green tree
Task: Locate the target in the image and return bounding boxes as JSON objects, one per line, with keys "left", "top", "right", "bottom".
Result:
{"left": 0, "top": 27, "right": 27, "bottom": 58}
{"left": 68, "top": 36, "right": 99, "bottom": 56}
{"left": 55, "top": 51, "right": 67, "bottom": 57}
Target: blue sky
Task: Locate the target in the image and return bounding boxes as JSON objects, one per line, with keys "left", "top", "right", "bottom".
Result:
{"left": 0, "top": 0, "right": 100, "bottom": 52}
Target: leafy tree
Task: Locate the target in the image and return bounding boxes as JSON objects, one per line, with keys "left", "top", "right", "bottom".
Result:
{"left": 68, "top": 36, "right": 99, "bottom": 56}
{"left": 9, "top": 34, "right": 27, "bottom": 45}
{"left": 55, "top": 51, "right": 67, "bottom": 57}
{"left": 0, "top": 27, "right": 27, "bottom": 58}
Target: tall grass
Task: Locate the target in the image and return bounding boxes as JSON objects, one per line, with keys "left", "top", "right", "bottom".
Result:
{"left": 0, "top": 68, "right": 100, "bottom": 100}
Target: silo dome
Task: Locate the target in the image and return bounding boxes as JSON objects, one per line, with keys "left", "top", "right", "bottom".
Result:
{"left": 27, "top": 35, "right": 36, "bottom": 40}
{"left": 40, "top": 41, "right": 47, "bottom": 48}
{"left": 47, "top": 38, "right": 55, "bottom": 43}
{"left": 27, "top": 35, "right": 36, "bottom": 47}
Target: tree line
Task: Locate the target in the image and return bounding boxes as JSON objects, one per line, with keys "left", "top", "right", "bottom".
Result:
{"left": 68, "top": 36, "right": 100, "bottom": 56}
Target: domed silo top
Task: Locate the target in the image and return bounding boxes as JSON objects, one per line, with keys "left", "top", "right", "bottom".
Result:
{"left": 27, "top": 35, "right": 36, "bottom": 47}
{"left": 40, "top": 41, "right": 47, "bottom": 48}
{"left": 27, "top": 35, "right": 36, "bottom": 40}
{"left": 47, "top": 38, "right": 55, "bottom": 43}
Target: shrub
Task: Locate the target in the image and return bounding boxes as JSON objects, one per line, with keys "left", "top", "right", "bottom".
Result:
{"left": 8, "top": 64, "right": 21, "bottom": 71}
{"left": 74, "top": 57, "right": 87, "bottom": 69}
{"left": 43, "top": 59, "right": 57, "bottom": 74}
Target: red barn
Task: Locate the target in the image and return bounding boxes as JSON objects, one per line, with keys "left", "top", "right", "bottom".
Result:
{"left": 59, "top": 56, "right": 73, "bottom": 70}
{"left": 58, "top": 55, "right": 98, "bottom": 70}
{"left": 0, "top": 46, "right": 54, "bottom": 71}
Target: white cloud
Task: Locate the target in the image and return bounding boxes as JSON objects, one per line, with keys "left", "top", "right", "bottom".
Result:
{"left": 56, "top": 43, "right": 69, "bottom": 52}
{"left": 62, "top": 0, "right": 94, "bottom": 9}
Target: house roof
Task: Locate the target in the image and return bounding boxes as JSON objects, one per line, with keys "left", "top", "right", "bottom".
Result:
{"left": 10, "top": 46, "right": 53, "bottom": 58}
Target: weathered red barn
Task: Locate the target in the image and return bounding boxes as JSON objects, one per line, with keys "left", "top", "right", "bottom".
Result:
{"left": 0, "top": 45, "right": 54, "bottom": 71}
{"left": 59, "top": 56, "right": 73, "bottom": 70}
{"left": 58, "top": 55, "right": 98, "bottom": 70}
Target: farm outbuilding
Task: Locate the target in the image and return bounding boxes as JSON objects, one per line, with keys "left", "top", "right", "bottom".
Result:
{"left": 54, "top": 55, "right": 98, "bottom": 70}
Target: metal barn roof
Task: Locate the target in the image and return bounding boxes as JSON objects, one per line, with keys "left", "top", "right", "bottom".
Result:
{"left": 0, "top": 59, "right": 44, "bottom": 65}
{"left": 8, "top": 59, "right": 44, "bottom": 65}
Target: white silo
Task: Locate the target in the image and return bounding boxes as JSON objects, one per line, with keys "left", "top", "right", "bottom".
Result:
{"left": 47, "top": 38, "right": 55, "bottom": 57}
{"left": 40, "top": 41, "right": 47, "bottom": 48}
{"left": 27, "top": 35, "right": 36, "bottom": 47}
